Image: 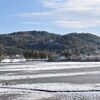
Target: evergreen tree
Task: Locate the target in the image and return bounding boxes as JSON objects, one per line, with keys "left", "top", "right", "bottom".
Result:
{"left": 0, "top": 45, "right": 3, "bottom": 62}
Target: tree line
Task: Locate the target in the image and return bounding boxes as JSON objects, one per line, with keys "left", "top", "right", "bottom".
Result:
{"left": 23, "top": 51, "right": 54, "bottom": 59}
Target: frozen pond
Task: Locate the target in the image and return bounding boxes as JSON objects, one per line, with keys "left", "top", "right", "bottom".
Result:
{"left": 0, "top": 62, "right": 100, "bottom": 100}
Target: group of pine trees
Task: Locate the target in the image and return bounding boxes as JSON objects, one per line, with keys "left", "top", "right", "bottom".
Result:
{"left": 64, "top": 49, "right": 80, "bottom": 58}
{"left": 0, "top": 47, "right": 3, "bottom": 61}
{"left": 21, "top": 51, "right": 54, "bottom": 59}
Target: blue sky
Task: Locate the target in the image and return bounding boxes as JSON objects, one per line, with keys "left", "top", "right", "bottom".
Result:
{"left": 1, "top": 0, "right": 100, "bottom": 35}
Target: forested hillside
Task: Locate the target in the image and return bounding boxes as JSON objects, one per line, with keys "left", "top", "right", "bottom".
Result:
{"left": 0, "top": 31, "right": 100, "bottom": 58}
{"left": 0, "top": 31, "right": 60, "bottom": 55}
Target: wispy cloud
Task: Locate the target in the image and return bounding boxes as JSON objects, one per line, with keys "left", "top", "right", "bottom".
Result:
{"left": 17, "top": 12, "right": 50, "bottom": 17}
{"left": 54, "top": 20, "right": 100, "bottom": 29}
{"left": 16, "top": 0, "right": 100, "bottom": 29}
{"left": 22, "top": 21, "right": 51, "bottom": 26}
{"left": 42, "top": 0, "right": 100, "bottom": 29}
{"left": 43, "top": 0, "right": 100, "bottom": 11}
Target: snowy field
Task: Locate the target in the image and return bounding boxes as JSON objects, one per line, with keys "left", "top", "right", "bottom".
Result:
{"left": 0, "top": 62, "right": 100, "bottom": 100}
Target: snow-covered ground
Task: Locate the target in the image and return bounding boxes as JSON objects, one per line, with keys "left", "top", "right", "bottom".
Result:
{"left": 1, "top": 58, "right": 26, "bottom": 63}
{"left": 0, "top": 62, "right": 100, "bottom": 100}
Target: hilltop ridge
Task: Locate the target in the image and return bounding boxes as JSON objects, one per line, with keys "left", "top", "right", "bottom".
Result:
{"left": 0, "top": 31, "right": 100, "bottom": 57}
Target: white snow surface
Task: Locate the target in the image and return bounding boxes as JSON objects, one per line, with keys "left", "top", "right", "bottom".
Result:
{"left": 0, "top": 71, "right": 100, "bottom": 81}
{"left": 1, "top": 59, "right": 26, "bottom": 63}
{"left": 0, "top": 62, "right": 100, "bottom": 71}
{"left": 5, "top": 83, "right": 100, "bottom": 91}
{"left": 0, "top": 62, "right": 100, "bottom": 100}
